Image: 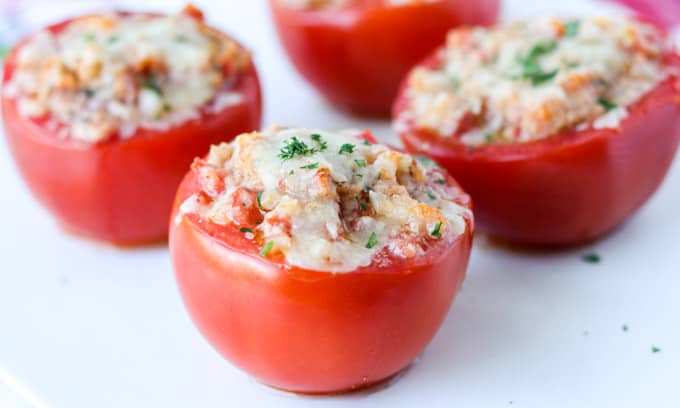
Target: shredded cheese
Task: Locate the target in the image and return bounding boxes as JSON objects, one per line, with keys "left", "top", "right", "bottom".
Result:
{"left": 178, "top": 126, "right": 472, "bottom": 273}
{"left": 4, "top": 9, "right": 250, "bottom": 143}
{"left": 397, "top": 17, "right": 670, "bottom": 146}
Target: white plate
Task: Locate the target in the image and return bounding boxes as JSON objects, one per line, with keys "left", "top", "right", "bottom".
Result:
{"left": 1, "top": 1, "right": 679, "bottom": 407}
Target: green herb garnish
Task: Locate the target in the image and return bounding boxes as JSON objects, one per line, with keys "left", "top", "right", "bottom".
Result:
{"left": 366, "top": 232, "right": 378, "bottom": 249}
{"left": 107, "top": 35, "right": 120, "bottom": 44}
{"left": 300, "top": 163, "right": 319, "bottom": 170}
{"left": 652, "top": 346, "right": 661, "bottom": 353}
{"left": 356, "top": 196, "right": 368, "bottom": 211}
{"left": 239, "top": 228, "right": 252, "bottom": 233}
{"left": 417, "top": 156, "right": 437, "bottom": 167}
{"left": 362, "top": 139, "right": 372, "bottom": 146}
{"left": 484, "top": 133, "right": 494, "bottom": 143}
{"left": 582, "top": 253, "right": 601, "bottom": 263}
{"left": 436, "top": 178, "right": 446, "bottom": 185}
{"left": 278, "top": 136, "right": 313, "bottom": 160}
{"left": 517, "top": 41, "right": 559, "bottom": 86}
{"left": 522, "top": 65, "right": 559, "bottom": 86}
{"left": 84, "top": 32, "right": 96, "bottom": 42}
{"left": 260, "top": 241, "right": 274, "bottom": 257}
{"left": 427, "top": 190, "right": 437, "bottom": 200}
{"left": 310, "top": 133, "right": 328, "bottom": 151}
{"left": 449, "top": 76, "right": 461, "bottom": 90}
{"left": 564, "top": 20, "right": 580, "bottom": 38}
{"left": 175, "top": 35, "right": 190, "bottom": 43}
{"left": 597, "top": 97, "right": 618, "bottom": 112}
{"left": 257, "top": 191, "right": 263, "bottom": 210}
{"left": 356, "top": 173, "right": 363, "bottom": 178}
{"left": 622, "top": 324, "right": 629, "bottom": 332}
{"left": 339, "top": 143, "right": 355, "bottom": 155}
{"left": 431, "top": 222, "right": 442, "bottom": 239}
{"left": 0, "top": 46, "right": 8, "bottom": 60}
{"left": 354, "top": 159, "right": 367, "bottom": 168}
{"left": 526, "top": 41, "right": 558, "bottom": 60}
{"left": 83, "top": 88, "right": 96, "bottom": 98}
{"left": 141, "top": 73, "right": 163, "bottom": 96}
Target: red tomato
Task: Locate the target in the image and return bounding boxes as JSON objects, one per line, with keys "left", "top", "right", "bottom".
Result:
{"left": 1, "top": 14, "right": 262, "bottom": 245}
{"left": 394, "top": 51, "right": 680, "bottom": 246}
{"left": 269, "top": 0, "right": 499, "bottom": 117}
{"left": 169, "top": 166, "right": 473, "bottom": 393}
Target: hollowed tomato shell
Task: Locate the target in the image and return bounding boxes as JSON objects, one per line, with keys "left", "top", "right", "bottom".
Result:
{"left": 394, "top": 51, "right": 680, "bottom": 246}
{"left": 169, "top": 169, "right": 473, "bottom": 393}
{"left": 1, "top": 15, "right": 263, "bottom": 245}
{"left": 269, "top": 0, "right": 499, "bottom": 117}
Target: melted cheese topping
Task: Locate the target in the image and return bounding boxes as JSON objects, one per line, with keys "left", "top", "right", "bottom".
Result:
{"left": 177, "top": 126, "right": 472, "bottom": 273}
{"left": 277, "top": 0, "right": 440, "bottom": 10}
{"left": 4, "top": 9, "right": 250, "bottom": 142}
{"left": 396, "top": 17, "right": 670, "bottom": 146}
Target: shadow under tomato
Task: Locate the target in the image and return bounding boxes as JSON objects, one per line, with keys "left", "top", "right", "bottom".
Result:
{"left": 253, "top": 362, "right": 416, "bottom": 400}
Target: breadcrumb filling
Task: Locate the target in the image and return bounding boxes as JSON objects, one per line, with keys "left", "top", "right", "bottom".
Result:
{"left": 178, "top": 126, "right": 472, "bottom": 273}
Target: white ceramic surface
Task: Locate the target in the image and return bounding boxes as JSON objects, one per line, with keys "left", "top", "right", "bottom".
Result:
{"left": 1, "top": 1, "right": 678, "bottom": 407}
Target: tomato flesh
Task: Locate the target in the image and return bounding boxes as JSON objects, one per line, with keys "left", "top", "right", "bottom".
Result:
{"left": 269, "top": 0, "right": 499, "bottom": 117}
{"left": 394, "top": 52, "right": 680, "bottom": 246}
{"left": 169, "top": 170, "right": 473, "bottom": 393}
{"left": 1, "top": 16, "right": 263, "bottom": 245}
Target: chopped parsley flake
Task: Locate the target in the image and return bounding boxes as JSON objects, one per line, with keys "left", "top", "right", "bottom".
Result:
{"left": 260, "top": 241, "right": 274, "bottom": 257}
{"left": 523, "top": 66, "right": 559, "bottom": 86}
{"left": 436, "top": 178, "right": 446, "bottom": 185}
{"left": 597, "top": 97, "right": 618, "bottom": 112}
{"left": 339, "top": 143, "right": 355, "bottom": 155}
{"left": 366, "top": 232, "right": 378, "bottom": 249}
{"left": 517, "top": 41, "right": 559, "bottom": 86}
{"left": 141, "top": 73, "right": 163, "bottom": 96}
{"left": 84, "top": 32, "right": 96, "bottom": 42}
{"left": 652, "top": 346, "right": 661, "bottom": 353}
{"left": 310, "top": 133, "right": 328, "bottom": 151}
{"left": 107, "top": 35, "right": 120, "bottom": 44}
{"left": 431, "top": 222, "right": 442, "bottom": 239}
{"left": 83, "top": 88, "right": 96, "bottom": 98}
{"left": 450, "top": 76, "right": 461, "bottom": 90}
{"left": 484, "top": 132, "right": 494, "bottom": 143}
{"left": 356, "top": 196, "right": 368, "bottom": 211}
{"left": 239, "top": 228, "right": 252, "bottom": 233}
{"left": 427, "top": 190, "right": 437, "bottom": 200}
{"left": 356, "top": 173, "right": 363, "bottom": 178}
{"left": 622, "top": 324, "right": 629, "bottom": 332}
{"left": 354, "top": 159, "right": 367, "bottom": 168}
{"left": 417, "top": 156, "right": 437, "bottom": 167}
{"left": 278, "top": 136, "right": 313, "bottom": 160}
{"left": 175, "top": 35, "right": 190, "bottom": 43}
{"left": 564, "top": 20, "right": 580, "bottom": 38}
{"left": 526, "top": 41, "right": 558, "bottom": 60}
{"left": 362, "top": 139, "right": 372, "bottom": 146}
{"left": 257, "top": 191, "right": 263, "bottom": 210}
{"left": 582, "top": 253, "right": 601, "bottom": 264}
{"left": 300, "top": 163, "right": 319, "bottom": 170}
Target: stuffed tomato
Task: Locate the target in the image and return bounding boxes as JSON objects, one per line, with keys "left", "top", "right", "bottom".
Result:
{"left": 394, "top": 17, "right": 680, "bottom": 246}
{"left": 1, "top": 6, "right": 262, "bottom": 245}
{"left": 169, "top": 126, "right": 473, "bottom": 393}
{"left": 269, "top": 0, "right": 499, "bottom": 117}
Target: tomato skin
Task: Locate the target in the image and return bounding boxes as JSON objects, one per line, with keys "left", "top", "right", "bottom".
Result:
{"left": 394, "top": 53, "right": 680, "bottom": 246}
{"left": 1, "top": 17, "right": 263, "bottom": 245}
{"left": 169, "top": 171, "right": 473, "bottom": 393}
{"left": 269, "top": 0, "right": 499, "bottom": 117}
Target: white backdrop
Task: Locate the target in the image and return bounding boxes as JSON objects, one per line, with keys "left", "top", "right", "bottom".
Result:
{"left": 0, "top": 1, "right": 679, "bottom": 407}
